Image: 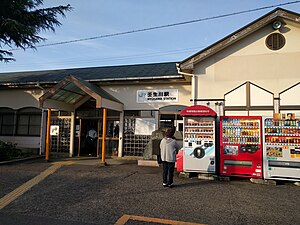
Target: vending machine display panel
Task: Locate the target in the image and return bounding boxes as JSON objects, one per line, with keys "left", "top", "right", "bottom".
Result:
{"left": 220, "top": 116, "right": 263, "bottom": 178}
{"left": 183, "top": 117, "right": 216, "bottom": 173}
{"left": 263, "top": 117, "right": 300, "bottom": 181}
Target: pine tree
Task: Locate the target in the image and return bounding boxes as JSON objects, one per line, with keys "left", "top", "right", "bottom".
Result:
{"left": 0, "top": 0, "right": 72, "bottom": 62}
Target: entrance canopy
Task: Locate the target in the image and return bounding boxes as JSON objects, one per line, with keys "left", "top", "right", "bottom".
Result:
{"left": 39, "top": 75, "right": 123, "bottom": 111}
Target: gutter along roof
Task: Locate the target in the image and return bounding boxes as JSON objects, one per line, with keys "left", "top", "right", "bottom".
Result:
{"left": 179, "top": 7, "right": 300, "bottom": 72}
{"left": 0, "top": 62, "right": 181, "bottom": 86}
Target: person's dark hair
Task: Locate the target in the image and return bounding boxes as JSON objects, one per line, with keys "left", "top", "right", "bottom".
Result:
{"left": 165, "top": 128, "right": 174, "bottom": 138}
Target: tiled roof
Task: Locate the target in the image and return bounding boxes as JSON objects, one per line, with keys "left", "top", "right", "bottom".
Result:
{"left": 0, "top": 62, "right": 180, "bottom": 84}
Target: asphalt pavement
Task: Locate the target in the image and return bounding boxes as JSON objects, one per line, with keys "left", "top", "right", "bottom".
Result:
{"left": 0, "top": 158, "right": 300, "bottom": 225}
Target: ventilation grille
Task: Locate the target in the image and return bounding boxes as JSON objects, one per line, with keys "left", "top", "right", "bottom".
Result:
{"left": 266, "top": 33, "right": 285, "bottom": 50}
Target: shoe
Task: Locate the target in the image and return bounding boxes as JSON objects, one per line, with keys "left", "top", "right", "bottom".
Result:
{"left": 163, "top": 183, "right": 168, "bottom": 187}
{"left": 167, "top": 183, "right": 173, "bottom": 188}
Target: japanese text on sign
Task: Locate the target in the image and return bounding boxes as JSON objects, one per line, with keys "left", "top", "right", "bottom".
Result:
{"left": 137, "top": 89, "right": 178, "bottom": 103}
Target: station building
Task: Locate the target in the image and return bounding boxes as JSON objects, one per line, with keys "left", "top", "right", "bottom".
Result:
{"left": 0, "top": 62, "right": 191, "bottom": 158}
{"left": 0, "top": 7, "right": 300, "bottom": 158}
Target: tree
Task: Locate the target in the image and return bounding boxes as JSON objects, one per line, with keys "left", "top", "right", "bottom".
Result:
{"left": 0, "top": 0, "right": 72, "bottom": 62}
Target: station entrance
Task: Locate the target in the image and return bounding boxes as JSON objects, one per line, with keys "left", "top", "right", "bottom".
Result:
{"left": 75, "top": 101, "right": 121, "bottom": 157}
{"left": 39, "top": 76, "right": 123, "bottom": 161}
{"left": 159, "top": 105, "right": 187, "bottom": 131}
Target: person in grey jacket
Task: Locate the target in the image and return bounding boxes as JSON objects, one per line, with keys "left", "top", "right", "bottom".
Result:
{"left": 160, "top": 128, "right": 180, "bottom": 187}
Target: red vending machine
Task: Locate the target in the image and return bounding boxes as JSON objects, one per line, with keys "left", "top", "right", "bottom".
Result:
{"left": 180, "top": 105, "right": 217, "bottom": 173}
{"left": 220, "top": 116, "right": 263, "bottom": 178}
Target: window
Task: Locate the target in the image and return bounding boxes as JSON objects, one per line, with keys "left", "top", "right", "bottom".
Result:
{"left": 0, "top": 108, "right": 15, "bottom": 135}
{"left": 17, "top": 108, "right": 42, "bottom": 136}
{"left": 124, "top": 110, "right": 140, "bottom": 117}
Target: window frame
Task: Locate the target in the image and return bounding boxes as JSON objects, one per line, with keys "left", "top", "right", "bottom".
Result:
{"left": 0, "top": 108, "right": 15, "bottom": 136}
{"left": 16, "top": 107, "right": 42, "bottom": 137}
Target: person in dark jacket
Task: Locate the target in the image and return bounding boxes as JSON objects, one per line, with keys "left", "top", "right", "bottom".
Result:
{"left": 160, "top": 128, "right": 180, "bottom": 187}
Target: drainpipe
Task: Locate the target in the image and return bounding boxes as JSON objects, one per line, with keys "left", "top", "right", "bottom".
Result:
{"left": 176, "top": 63, "right": 196, "bottom": 106}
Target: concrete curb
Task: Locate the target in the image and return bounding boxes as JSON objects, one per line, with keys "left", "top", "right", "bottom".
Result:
{"left": 250, "top": 178, "right": 277, "bottom": 185}
{"left": 47, "top": 157, "right": 138, "bottom": 166}
{"left": 138, "top": 160, "right": 159, "bottom": 167}
{"left": 0, "top": 156, "right": 44, "bottom": 165}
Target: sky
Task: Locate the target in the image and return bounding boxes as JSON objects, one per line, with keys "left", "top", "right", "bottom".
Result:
{"left": 1, "top": 0, "right": 300, "bottom": 73}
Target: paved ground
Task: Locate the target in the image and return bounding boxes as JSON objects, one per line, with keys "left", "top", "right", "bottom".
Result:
{"left": 0, "top": 158, "right": 300, "bottom": 225}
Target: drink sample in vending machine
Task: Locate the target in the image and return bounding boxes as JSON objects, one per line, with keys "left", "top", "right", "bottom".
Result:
{"left": 263, "top": 115, "right": 300, "bottom": 181}
{"left": 222, "top": 118, "right": 260, "bottom": 144}
{"left": 220, "top": 116, "right": 263, "bottom": 178}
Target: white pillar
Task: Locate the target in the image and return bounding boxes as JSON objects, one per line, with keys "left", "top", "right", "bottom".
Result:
{"left": 154, "top": 110, "right": 159, "bottom": 130}
{"left": 39, "top": 110, "right": 47, "bottom": 155}
{"left": 192, "top": 75, "right": 195, "bottom": 105}
{"left": 69, "top": 111, "right": 75, "bottom": 157}
{"left": 118, "top": 111, "right": 124, "bottom": 157}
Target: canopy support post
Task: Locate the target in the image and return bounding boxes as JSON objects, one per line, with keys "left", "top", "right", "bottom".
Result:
{"left": 45, "top": 108, "right": 51, "bottom": 161}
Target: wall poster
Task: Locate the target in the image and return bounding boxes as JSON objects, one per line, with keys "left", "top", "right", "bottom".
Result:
{"left": 134, "top": 118, "right": 156, "bottom": 135}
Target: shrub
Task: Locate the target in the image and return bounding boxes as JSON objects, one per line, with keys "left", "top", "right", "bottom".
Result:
{"left": 0, "top": 140, "right": 21, "bottom": 161}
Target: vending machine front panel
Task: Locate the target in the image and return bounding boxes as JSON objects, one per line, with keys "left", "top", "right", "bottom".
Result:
{"left": 183, "top": 117, "right": 216, "bottom": 173}
{"left": 263, "top": 117, "right": 300, "bottom": 181}
{"left": 220, "top": 116, "right": 263, "bottom": 178}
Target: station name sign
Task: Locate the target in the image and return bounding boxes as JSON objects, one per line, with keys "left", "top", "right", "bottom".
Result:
{"left": 137, "top": 89, "right": 178, "bottom": 103}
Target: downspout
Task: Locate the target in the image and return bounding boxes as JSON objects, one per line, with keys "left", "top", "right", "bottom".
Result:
{"left": 176, "top": 63, "right": 196, "bottom": 106}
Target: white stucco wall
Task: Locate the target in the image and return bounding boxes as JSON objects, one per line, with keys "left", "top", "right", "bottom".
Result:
{"left": 0, "top": 136, "right": 40, "bottom": 150}
{"left": 0, "top": 82, "right": 191, "bottom": 111}
{"left": 101, "top": 83, "right": 191, "bottom": 110}
{"left": 0, "top": 88, "right": 45, "bottom": 150}
{"left": 280, "top": 83, "right": 300, "bottom": 105}
{"left": 0, "top": 88, "right": 44, "bottom": 109}
{"left": 194, "top": 20, "right": 300, "bottom": 101}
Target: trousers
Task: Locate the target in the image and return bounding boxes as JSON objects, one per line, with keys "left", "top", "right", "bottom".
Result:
{"left": 162, "top": 161, "right": 175, "bottom": 185}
